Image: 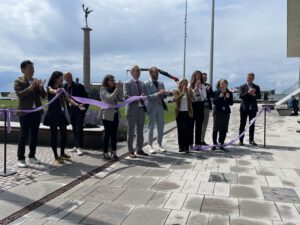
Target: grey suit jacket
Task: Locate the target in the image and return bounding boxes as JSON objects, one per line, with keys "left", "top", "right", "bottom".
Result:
{"left": 123, "top": 79, "right": 146, "bottom": 116}
{"left": 144, "top": 79, "right": 165, "bottom": 113}
{"left": 99, "top": 87, "right": 124, "bottom": 121}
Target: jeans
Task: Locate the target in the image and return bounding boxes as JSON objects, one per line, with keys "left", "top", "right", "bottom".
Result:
{"left": 18, "top": 112, "right": 41, "bottom": 161}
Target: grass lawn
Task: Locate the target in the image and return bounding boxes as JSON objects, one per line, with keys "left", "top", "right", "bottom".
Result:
{"left": 0, "top": 99, "right": 176, "bottom": 123}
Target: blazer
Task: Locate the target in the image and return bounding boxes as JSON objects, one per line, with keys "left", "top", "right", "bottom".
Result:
{"left": 144, "top": 79, "right": 165, "bottom": 113}
{"left": 239, "top": 83, "right": 261, "bottom": 112}
{"left": 64, "top": 82, "right": 89, "bottom": 114}
{"left": 99, "top": 87, "right": 124, "bottom": 121}
{"left": 14, "top": 75, "right": 46, "bottom": 116}
{"left": 213, "top": 89, "right": 234, "bottom": 115}
{"left": 123, "top": 79, "right": 146, "bottom": 116}
{"left": 174, "top": 88, "right": 195, "bottom": 118}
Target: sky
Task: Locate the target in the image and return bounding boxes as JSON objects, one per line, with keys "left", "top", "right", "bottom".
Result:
{"left": 0, "top": 0, "right": 299, "bottom": 92}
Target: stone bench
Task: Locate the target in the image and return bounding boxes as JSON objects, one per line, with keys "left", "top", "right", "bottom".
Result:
{"left": 0, "top": 122, "right": 104, "bottom": 149}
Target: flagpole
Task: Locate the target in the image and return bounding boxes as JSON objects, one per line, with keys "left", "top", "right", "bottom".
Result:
{"left": 183, "top": 0, "right": 188, "bottom": 78}
{"left": 209, "top": 0, "right": 215, "bottom": 85}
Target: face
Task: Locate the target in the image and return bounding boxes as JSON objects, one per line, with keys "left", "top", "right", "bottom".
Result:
{"left": 220, "top": 80, "right": 227, "bottom": 90}
{"left": 22, "top": 64, "right": 34, "bottom": 79}
{"left": 180, "top": 80, "right": 188, "bottom": 89}
{"left": 150, "top": 68, "right": 159, "bottom": 80}
{"left": 55, "top": 76, "right": 63, "bottom": 87}
{"left": 108, "top": 76, "right": 115, "bottom": 88}
{"left": 202, "top": 73, "right": 207, "bottom": 83}
{"left": 247, "top": 75, "right": 254, "bottom": 84}
{"left": 131, "top": 67, "right": 140, "bottom": 80}
{"left": 64, "top": 72, "right": 73, "bottom": 85}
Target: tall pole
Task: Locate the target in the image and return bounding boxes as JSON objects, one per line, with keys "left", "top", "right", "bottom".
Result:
{"left": 183, "top": 0, "right": 188, "bottom": 78}
{"left": 209, "top": 0, "right": 215, "bottom": 85}
{"left": 82, "top": 27, "right": 92, "bottom": 89}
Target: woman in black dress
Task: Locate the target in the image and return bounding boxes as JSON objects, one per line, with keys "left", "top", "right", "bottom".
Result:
{"left": 44, "top": 71, "right": 85, "bottom": 163}
{"left": 212, "top": 79, "right": 233, "bottom": 151}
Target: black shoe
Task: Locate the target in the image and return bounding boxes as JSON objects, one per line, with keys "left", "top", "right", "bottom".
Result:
{"left": 179, "top": 148, "right": 185, "bottom": 152}
{"left": 103, "top": 153, "right": 111, "bottom": 160}
{"left": 297, "top": 121, "right": 300, "bottom": 124}
{"left": 201, "top": 141, "right": 208, "bottom": 146}
{"left": 211, "top": 147, "right": 216, "bottom": 151}
{"left": 297, "top": 129, "right": 300, "bottom": 133}
{"left": 111, "top": 152, "right": 119, "bottom": 161}
{"left": 239, "top": 141, "right": 244, "bottom": 146}
{"left": 249, "top": 141, "right": 258, "bottom": 146}
{"left": 137, "top": 150, "right": 148, "bottom": 156}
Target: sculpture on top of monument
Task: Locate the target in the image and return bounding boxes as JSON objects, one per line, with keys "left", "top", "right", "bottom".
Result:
{"left": 82, "top": 4, "right": 93, "bottom": 27}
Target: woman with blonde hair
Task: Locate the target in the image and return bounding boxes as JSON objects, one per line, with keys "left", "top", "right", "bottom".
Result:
{"left": 190, "top": 71, "right": 206, "bottom": 149}
{"left": 212, "top": 79, "right": 233, "bottom": 151}
{"left": 174, "top": 79, "right": 195, "bottom": 153}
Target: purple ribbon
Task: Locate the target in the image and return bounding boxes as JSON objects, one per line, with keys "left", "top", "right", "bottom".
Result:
{"left": 193, "top": 106, "right": 271, "bottom": 151}
{"left": 0, "top": 89, "right": 147, "bottom": 133}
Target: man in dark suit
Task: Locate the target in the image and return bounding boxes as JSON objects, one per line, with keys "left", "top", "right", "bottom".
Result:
{"left": 124, "top": 65, "right": 148, "bottom": 158}
{"left": 239, "top": 73, "right": 261, "bottom": 146}
{"left": 64, "top": 72, "right": 89, "bottom": 156}
{"left": 14, "top": 60, "right": 46, "bottom": 168}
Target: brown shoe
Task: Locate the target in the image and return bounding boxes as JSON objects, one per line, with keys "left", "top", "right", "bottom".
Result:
{"left": 129, "top": 153, "right": 136, "bottom": 158}
{"left": 137, "top": 150, "right": 148, "bottom": 156}
{"left": 249, "top": 141, "right": 258, "bottom": 146}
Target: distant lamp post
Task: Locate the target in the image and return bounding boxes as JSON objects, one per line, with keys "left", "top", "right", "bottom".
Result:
{"left": 209, "top": 0, "right": 215, "bottom": 85}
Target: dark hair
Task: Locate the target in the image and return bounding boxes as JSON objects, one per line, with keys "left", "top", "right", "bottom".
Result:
{"left": 149, "top": 67, "right": 158, "bottom": 74}
{"left": 216, "top": 79, "right": 228, "bottom": 89}
{"left": 190, "top": 70, "right": 203, "bottom": 89}
{"left": 248, "top": 72, "right": 255, "bottom": 78}
{"left": 102, "top": 74, "right": 115, "bottom": 90}
{"left": 48, "top": 71, "right": 63, "bottom": 88}
{"left": 20, "top": 60, "right": 33, "bottom": 70}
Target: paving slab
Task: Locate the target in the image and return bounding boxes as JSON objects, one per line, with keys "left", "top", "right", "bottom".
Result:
{"left": 164, "top": 192, "right": 187, "bottom": 210}
{"left": 201, "top": 196, "right": 239, "bottom": 216}
{"left": 230, "top": 184, "right": 264, "bottom": 199}
{"left": 114, "top": 189, "right": 155, "bottom": 206}
{"left": 182, "top": 194, "right": 204, "bottom": 212}
{"left": 82, "top": 186, "right": 126, "bottom": 203}
{"left": 261, "top": 187, "right": 300, "bottom": 204}
{"left": 209, "top": 172, "right": 238, "bottom": 184}
{"left": 208, "top": 214, "right": 229, "bottom": 225}
{"left": 146, "top": 191, "right": 171, "bottom": 208}
{"left": 164, "top": 210, "right": 190, "bottom": 225}
{"left": 186, "top": 212, "right": 209, "bottom": 225}
{"left": 230, "top": 217, "right": 273, "bottom": 225}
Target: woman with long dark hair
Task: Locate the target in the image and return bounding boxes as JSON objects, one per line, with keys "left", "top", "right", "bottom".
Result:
{"left": 190, "top": 71, "right": 206, "bottom": 149}
{"left": 100, "top": 75, "right": 123, "bottom": 160}
{"left": 44, "top": 71, "right": 85, "bottom": 163}
{"left": 212, "top": 79, "right": 233, "bottom": 152}
{"left": 174, "top": 79, "right": 195, "bottom": 153}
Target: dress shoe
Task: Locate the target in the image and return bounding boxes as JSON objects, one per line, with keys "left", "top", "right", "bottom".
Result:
{"left": 239, "top": 141, "right": 244, "bottom": 146}
{"left": 129, "top": 153, "right": 136, "bottom": 158}
{"left": 137, "top": 150, "right": 148, "bottom": 156}
{"left": 211, "top": 147, "right": 216, "bottom": 151}
{"left": 296, "top": 129, "right": 300, "bottom": 133}
{"left": 201, "top": 141, "right": 208, "bottom": 146}
{"left": 103, "top": 153, "right": 111, "bottom": 160}
{"left": 249, "top": 141, "right": 258, "bottom": 146}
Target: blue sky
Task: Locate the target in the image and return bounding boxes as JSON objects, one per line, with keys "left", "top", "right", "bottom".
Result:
{"left": 0, "top": 0, "right": 299, "bottom": 92}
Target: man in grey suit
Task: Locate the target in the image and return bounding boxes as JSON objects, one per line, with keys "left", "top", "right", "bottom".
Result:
{"left": 124, "top": 65, "right": 148, "bottom": 158}
{"left": 144, "top": 67, "right": 167, "bottom": 154}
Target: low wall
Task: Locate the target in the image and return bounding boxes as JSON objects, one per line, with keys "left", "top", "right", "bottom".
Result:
{"left": 0, "top": 122, "right": 104, "bottom": 149}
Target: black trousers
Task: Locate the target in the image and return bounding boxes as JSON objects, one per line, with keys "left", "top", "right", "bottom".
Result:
{"left": 102, "top": 113, "right": 119, "bottom": 153}
{"left": 192, "top": 101, "right": 204, "bottom": 145}
{"left": 18, "top": 112, "right": 41, "bottom": 160}
{"left": 176, "top": 111, "right": 193, "bottom": 151}
{"left": 50, "top": 123, "right": 67, "bottom": 159}
{"left": 239, "top": 110, "right": 257, "bottom": 142}
{"left": 213, "top": 130, "right": 227, "bottom": 145}
{"left": 70, "top": 112, "right": 85, "bottom": 148}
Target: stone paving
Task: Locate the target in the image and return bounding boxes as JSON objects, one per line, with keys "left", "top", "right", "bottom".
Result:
{"left": 1, "top": 105, "right": 300, "bottom": 225}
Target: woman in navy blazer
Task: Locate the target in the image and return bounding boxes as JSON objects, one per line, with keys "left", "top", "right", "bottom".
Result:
{"left": 212, "top": 79, "right": 233, "bottom": 151}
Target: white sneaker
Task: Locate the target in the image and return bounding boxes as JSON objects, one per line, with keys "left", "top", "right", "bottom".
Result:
{"left": 18, "top": 160, "right": 27, "bottom": 168}
{"left": 68, "top": 147, "right": 77, "bottom": 152}
{"left": 157, "top": 145, "right": 166, "bottom": 152}
{"left": 148, "top": 145, "right": 156, "bottom": 154}
{"left": 29, "top": 157, "right": 41, "bottom": 164}
{"left": 77, "top": 148, "right": 83, "bottom": 156}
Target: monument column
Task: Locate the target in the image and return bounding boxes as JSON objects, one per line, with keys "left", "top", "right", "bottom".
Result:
{"left": 82, "top": 27, "right": 92, "bottom": 89}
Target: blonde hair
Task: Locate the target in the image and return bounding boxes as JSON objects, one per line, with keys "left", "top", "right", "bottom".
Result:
{"left": 178, "top": 78, "right": 188, "bottom": 90}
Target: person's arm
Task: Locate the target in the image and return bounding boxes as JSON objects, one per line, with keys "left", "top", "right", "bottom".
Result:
{"left": 239, "top": 84, "right": 250, "bottom": 100}
{"left": 79, "top": 84, "right": 89, "bottom": 110}
{"left": 100, "top": 87, "right": 120, "bottom": 102}
{"left": 123, "top": 82, "right": 131, "bottom": 99}
{"left": 213, "top": 90, "right": 224, "bottom": 105}
{"left": 117, "top": 88, "right": 124, "bottom": 101}
{"left": 173, "top": 90, "right": 184, "bottom": 102}
{"left": 227, "top": 91, "right": 234, "bottom": 106}
{"left": 14, "top": 79, "right": 35, "bottom": 100}
{"left": 38, "top": 80, "right": 46, "bottom": 98}
{"left": 255, "top": 85, "right": 261, "bottom": 100}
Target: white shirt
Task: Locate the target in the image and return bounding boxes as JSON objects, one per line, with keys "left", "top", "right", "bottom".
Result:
{"left": 179, "top": 93, "right": 188, "bottom": 111}
{"left": 193, "top": 84, "right": 207, "bottom": 101}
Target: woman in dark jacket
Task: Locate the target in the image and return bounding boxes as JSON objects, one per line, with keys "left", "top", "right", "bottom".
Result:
{"left": 44, "top": 71, "right": 85, "bottom": 163}
{"left": 212, "top": 79, "right": 233, "bottom": 151}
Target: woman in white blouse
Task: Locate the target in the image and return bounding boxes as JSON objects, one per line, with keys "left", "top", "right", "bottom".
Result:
{"left": 190, "top": 71, "right": 207, "bottom": 149}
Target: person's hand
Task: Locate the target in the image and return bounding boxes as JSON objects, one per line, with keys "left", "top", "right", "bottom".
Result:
{"left": 206, "top": 84, "right": 211, "bottom": 90}
{"left": 220, "top": 93, "right": 224, "bottom": 98}
{"left": 182, "top": 85, "right": 187, "bottom": 92}
{"left": 158, "top": 89, "right": 165, "bottom": 95}
{"left": 116, "top": 81, "right": 122, "bottom": 89}
{"left": 55, "top": 88, "right": 63, "bottom": 95}
{"left": 29, "top": 79, "right": 38, "bottom": 91}
{"left": 226, "top": 93, "right": 230, "bottom": 98}
{"left": 78, "top": 104, "right": 86, "bottom": 111}
{"left": 38, "top": 79, "right": 46, "bottom": 90}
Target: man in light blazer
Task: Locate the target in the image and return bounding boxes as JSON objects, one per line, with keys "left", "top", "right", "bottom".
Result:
{"left": 144, "top": 67, "right": 167, "bottom": 154}
{"left": 124, "top": 65, "right": 148, "bottom": 158}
